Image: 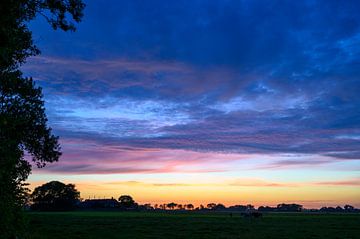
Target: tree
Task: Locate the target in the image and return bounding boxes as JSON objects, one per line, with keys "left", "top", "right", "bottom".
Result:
{"left": 185, "top": 204, "right": 194, "bottom": 210}
{"left": 167, "top": 202, "right": 177, "bottom": 210}
{"left": 207, "top": 203, "right": 217, "bottom": 210}
{"left": 276, "top": 203, "right": 303, "bottom": 212}
{"left": 246, "top": 204, "right": 255, "bottom": 210}
{"left": 344, "top": 205, "right": 354, "bottom": 211}
{"left": 142, "top": 203, "right": 153, "bottom": 210}
{"left": 30, "top": 181, "right": 80, "bottom": 211}
{"left": 335, "top": 206, "right": 343, "bottom": 212}
{"left": 118, "top": 195, "right": 136, "bottom": 208}
{"left": 214, "top": 203, "right": 226, "bottom": 210}
{"left": 1, "top": 0, "right": 85, "bottom": 72}
{"left": 228, "top": 204, "right": 248, "bottom": 211}
{"left": 258, "top": 206, "right": 276, "bottom": 212}
{"left": 0, "top": 0, "right": 84, "bottom": 237}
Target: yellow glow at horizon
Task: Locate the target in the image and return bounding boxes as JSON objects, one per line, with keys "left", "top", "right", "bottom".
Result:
{"left": 28, "top": 179, "right": 360, "bottom": 208}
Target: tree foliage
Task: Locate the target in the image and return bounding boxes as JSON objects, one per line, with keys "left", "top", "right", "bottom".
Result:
{"left": 1, "top": 0, "right": 85, "bottom": 71}
{"left": 0, "top": 0, "right": 84, "bottom": 237}
{"left": 276, "top": 203, "right": 303, "bottom": 212}
{"left": 166, "top": 202, "right": 177, "bottom": 210}
{"left": 31, "top": 181, "right": 80, "bottom": 211}
{"left": 118, "top": 195, "right": 136, "bottom": 208}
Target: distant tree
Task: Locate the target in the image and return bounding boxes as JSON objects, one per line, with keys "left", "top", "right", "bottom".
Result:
{"left": 1, "top": 0, "right": 84, "bottom": 237}
{"left": 335, "top": 206, "right": 343, "bottom": 212}
{"left": 167, "top": 202, "right": 177, "bottom": 210}
{"left": 143, "top": 203, "right": 153, "bottom": 210}
{"left": 137, "top": 203, "right": 153, "bottom": 211}
{"left": 118, "top": 195, "right": 136, "bottom": 208}
{"left": 320, "top": 206, "right": 334, "bottom": 212}
{"left": 177, "top": 204, "right": 183, "bottom": 210}
{"left": 258, "top": 206, "right": 276, "bottom": 212}
{"left": 199, "top": 204, "right": 205, "bottom": 210}
{"left": 186, "top": 204, "right": 194, "bottom": 210}
{"left": 344, "top": 205, "right": 354, "bottom": 211}
{"left": 246, "top": 204, "right": 255, "bottom": 210}
{"left": 277, "top": 203, "right": 303, "bottom": 212}
{"left": 257, "top": 206, "right": 265, "bottom": 211}
{"left": 229, "top": 205, "right": 248, "bottom": 211}
{"left": 207, "top": 203, "right": 217, "bottom": 210}
{"left": 31, "top": 181, "right": 80, "bottom": 211}
{"left": 214, "top": 203, "right": 226, "bottom": 210}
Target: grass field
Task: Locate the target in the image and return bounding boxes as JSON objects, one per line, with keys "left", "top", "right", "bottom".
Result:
{"left": 26, "top": 211, "right": 360, "bottom": 239}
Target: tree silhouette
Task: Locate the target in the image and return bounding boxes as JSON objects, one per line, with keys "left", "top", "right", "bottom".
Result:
{"left": 167, "top": 202, "right": 177, "bottom": 210}
{"left": 0, "top": 0, "right": 84, "bottom": 237}
{"left": 344, "top": 205, "right": 354, "bottom": 211}
{"left": 31, "top": 181, "right": 80, "bottom": 211}
{"left": 143, "top": 203, "right": 153, "bottom": 210}
{"left": 246, "top": 204, "right": 255, "bottom": 210}
{"left": 186, "top": 204, "right": 194, "bottom": 210}
{"left": 118, "top": 195, "right": 136, "bottom": 208}
{"left": 277, "top": 203, "right": 303, "bottom": 212}
{"left": 258, "top": 206, "right": 276, "bottom": 212}
{"left": 207, "top": 203, "right": 217, "bottom": 210}
{"left": 215, "top": 203, "right": 226, "bottom": 210}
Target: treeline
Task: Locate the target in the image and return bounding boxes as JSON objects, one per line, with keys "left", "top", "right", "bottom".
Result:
{"left": 29, "top": 181, "right": 359, "bottom": 213}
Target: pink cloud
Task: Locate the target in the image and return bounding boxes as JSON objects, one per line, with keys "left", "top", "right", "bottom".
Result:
{"left": 32, "top": 138, "right": 248, "bottom": 174}
{"left": 312, "top": 178, "right": 360, "bottom": 186}
{"left": 22, "top": 55, "right": 240, "bottom": 98}
{"left": 229, "top": 178, "right": 298, "bottom": 187}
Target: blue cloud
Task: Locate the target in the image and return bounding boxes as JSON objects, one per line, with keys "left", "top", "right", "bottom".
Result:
{"left": 22, "top": 0, "right": 360, "bottom": 166}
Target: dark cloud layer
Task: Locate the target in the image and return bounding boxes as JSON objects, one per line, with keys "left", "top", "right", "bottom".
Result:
{"left": 23, "top": 0, "right": 360, "bottom": 174}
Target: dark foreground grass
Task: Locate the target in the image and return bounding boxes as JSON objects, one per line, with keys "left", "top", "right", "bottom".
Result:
{"left": 26, "top": 211, "right": 360, "bottom": 239}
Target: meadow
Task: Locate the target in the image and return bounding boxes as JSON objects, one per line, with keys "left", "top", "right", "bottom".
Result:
{"left": 27, "top": 211, "right": 360, "bottom": 239}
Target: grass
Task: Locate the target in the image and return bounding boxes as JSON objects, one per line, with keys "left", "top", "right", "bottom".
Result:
{"left": 26, "top": 211, "right": 360, "bottom": 239}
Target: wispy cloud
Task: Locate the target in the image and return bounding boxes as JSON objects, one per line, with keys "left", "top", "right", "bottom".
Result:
{"left": 229, "top": 179, "right": 298, "bottom": 187}
{"left": 25, "top": 0, "right": 360, "bottom": 191}
{"left": 312, "top": 178, "right": 360, "bottom": 186}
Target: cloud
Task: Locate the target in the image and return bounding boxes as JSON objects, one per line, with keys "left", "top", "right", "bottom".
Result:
{"left": 229, "top": 177, "right": 360, "bottom": 187}
{"left": 104, "top": 181, "right": 194, "bottom": 187}
{"left": 22, "top": 56, "right": 242, "bottom": 102}
{"left": 22, "top": 0, "right": 360, "bottom": 175}
{"left": 84, "top": 177, "right": 360, "bottom": 188}
{"left": 255, "top": 157, "right": 342, "bottom": 170}
{"left": 47, "top": 107, "right": 360, "bottom": 161}
{"left": 32, "top": 142, "right": 246, "bottom": 175}
{"left": 312, "top": 178, "right": 360, "bottom": 186}
{"left": 229, "top": 179, "right": 297, "bottom": 187}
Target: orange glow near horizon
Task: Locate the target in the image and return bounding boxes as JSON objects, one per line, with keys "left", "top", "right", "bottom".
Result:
{"left": 28, "top": 177, "right": 360, "bottom": 209}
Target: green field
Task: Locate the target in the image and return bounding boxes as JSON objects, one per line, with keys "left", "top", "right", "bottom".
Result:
{"left": 26, "top": 211, "right": 360, "bottom": 239}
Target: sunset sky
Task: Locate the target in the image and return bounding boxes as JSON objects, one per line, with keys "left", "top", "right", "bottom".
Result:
{"left": 23, "top": 0, "right": 360, "bottom": 208}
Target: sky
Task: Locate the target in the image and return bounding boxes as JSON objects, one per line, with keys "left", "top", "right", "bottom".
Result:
{"left": 23, "top": 0, "right": 360, "bottom": 208}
